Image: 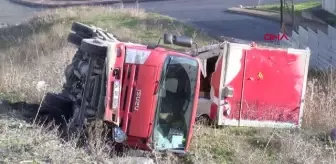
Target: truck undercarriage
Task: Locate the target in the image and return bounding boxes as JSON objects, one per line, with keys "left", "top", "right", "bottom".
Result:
{"left": 39, "top": 23, "right": 125, "bottom": 144}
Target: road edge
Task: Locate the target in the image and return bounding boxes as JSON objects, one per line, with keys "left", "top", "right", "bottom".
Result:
{"left": 226, "top": 7, "right": 327, "bottom": 25}
{"left": 226, "top": 7, "right": 293, "bottom": 23}
{"left": 8, "top": 0, "right": 166, "bottom": 8}
{"left": 9, "top": 0, "right": 122, "bottom": 8}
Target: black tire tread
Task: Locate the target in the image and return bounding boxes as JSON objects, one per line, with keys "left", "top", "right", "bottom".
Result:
{"left": 71, "top": 22, "right": 95, "bottom": 38}
{"left": 80, "top": 38, "right": 107, "bottom": 57}
{"left": 68, "top": 32, "right": 84, "bottom": 46}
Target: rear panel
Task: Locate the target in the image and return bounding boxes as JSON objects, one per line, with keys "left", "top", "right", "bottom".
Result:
{"left": 213, "top": 43, "right": 310, "bottom": 128}
{"left": 239, "top": 47, "right": 309, "bottom": 127}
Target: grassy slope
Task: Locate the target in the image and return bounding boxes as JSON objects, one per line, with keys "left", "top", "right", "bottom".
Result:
{"left": 251, "top": 1, "right": 321, "bottom": 14}
{"left": 0, "top": 6, "right": 336, "bottom": 164}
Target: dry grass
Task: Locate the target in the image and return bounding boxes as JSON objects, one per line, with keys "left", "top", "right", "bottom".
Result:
{"left": 303, "top": 72, "right": 336, "bottom": 130}
{"left": 0, "top": 6, "right": 213, "bottom": 103}
{"left": 0, "top": 5, "right": 336, "bottom": 164}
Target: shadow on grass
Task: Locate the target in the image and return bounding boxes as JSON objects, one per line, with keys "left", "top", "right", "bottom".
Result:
{"left": 1, "top": 92, "right": 99, "bottom": 147}
{"left": 0, "top": 97, "right": 70, "bottom": 134}
{"left": 0, "top": 88, "right": 158, "bottom": 159}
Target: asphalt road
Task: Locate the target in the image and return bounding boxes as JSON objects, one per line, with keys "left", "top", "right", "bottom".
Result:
{"left": 0, "top": 0, "right": 41, "bottom": 25}
{"left": 129, "top": 0, "right": 313, "bottom": 42}
{"left": 0, "top": 0, "right": 314, "bottom": 42}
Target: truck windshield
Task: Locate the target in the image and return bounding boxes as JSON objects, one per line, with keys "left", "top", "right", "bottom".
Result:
{"left": 153, "top": 55, "right": 198, "bottom": 151}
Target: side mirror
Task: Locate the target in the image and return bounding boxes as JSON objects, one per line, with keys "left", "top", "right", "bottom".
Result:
{"left": 163, "top": 34, "right": 193, "bottom": 48}
{"left": 164, "top": 34, "right": 173, "bottom": 44}
{"left": 173, "top": 35, "right": 193, "bottom": 48}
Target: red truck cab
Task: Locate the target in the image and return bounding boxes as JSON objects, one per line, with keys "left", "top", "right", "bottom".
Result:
{"left": 103, "top": 35, "right": 200, "bottom": 153}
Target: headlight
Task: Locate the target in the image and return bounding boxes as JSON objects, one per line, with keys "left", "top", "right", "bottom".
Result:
{"left": 113, "top": 127, "right": 127, "bottom": 143}
{"left": 112, "top": 80, "right": 121, "bottom": 109}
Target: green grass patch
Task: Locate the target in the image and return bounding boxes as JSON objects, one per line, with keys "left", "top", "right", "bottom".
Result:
{"left": 325, "top": 15, "right": 336, "bottom": 25}
{"left": 249, "top": 1, "right": 321, "bottom": 14}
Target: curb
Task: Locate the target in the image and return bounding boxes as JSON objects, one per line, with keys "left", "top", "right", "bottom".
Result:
{"left": 301, "top": 10, "right": 327, "bottom": 24}
{"left": 8, "top": 0, "right": 166, "bottom": 8}
{"left": 9, "top": 0, "right": 121, "bottom": 8}
{"left": 226, "top": 7, "right": 299, "bottom": 24}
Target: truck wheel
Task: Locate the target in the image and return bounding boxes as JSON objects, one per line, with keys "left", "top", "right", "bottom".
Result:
{"left": 67, "top": 32, "right": 84, "bottom": 47}
{"left": 196, "top": 114, "right": 211, "bottom": 126}
{"left": 113, "top": 143, "right": 127, "bottom": 156}
{"left": 38, "top": 93, "right": 73, "bottom": 126}
{"left": 71, "top": 22, "right": 95, "bottom": 38}
{"left": 80, "top": 38, "right": 107, "bottom": 58}
{"left": 40, "top": 93, "right": 73, "bottom": 114}
{"left": 63, "top": 51, "right": 106, "bottom": 138}
{"left": 62, "top": 50, "right": 85, "bottom": 99}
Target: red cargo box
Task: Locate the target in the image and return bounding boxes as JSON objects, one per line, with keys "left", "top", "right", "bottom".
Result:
{"left": 197, "top": 42, "right": 310, "bottom": 128}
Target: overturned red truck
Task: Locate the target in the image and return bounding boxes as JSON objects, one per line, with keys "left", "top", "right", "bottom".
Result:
{"left": 39, "top": 22, "right": 310, "bottom": 154}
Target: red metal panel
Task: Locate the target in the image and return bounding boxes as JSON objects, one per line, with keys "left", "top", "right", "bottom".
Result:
{"left": 209, "top": 56, "right": 222, "bottom": 120}
{"left": 209, "top": 49, "right": 245, "bottom": 121}
{"left": 223, "top": 50, "right": 246, "bottom": 121}
{"left": 121, "top": 64, "right": 137, "bottom": 132}
{"left": 128, "top": 65, "right": 157, "bottom": 138}
{"left": 120, "top": 64, "right": 129, "bottom": 113}
{"left": 104, "top": 43, "right": 125, "bottom": 124}
{"left": 240, "top": 48, "right": 306, "bottom": 125}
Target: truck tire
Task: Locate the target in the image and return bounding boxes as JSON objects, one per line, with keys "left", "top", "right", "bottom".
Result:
{"left": 39, "top": 93, "right": 73, "bottom": 123}
{"left": 196, "top": 114, "right": 210, "bottom": 125}
{"left": 80, "top": 38, "right": 108, "bottom": 58}
{"left": 71, "top": 22, "right": 95, "bottom": 38}
{"left": 62, "top": 50, "right": 85, "bottom": 100}
{"left": 67, "top": 32, "right": 84, "bottom": 47}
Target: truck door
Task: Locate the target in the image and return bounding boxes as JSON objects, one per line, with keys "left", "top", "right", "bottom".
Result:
{"left": 214, "top": 43, "right": 310, "bottom": 128}
{"left": 213, "top": 43, "right": 248, "bottom": 126}
{"left": 239, "top": 47, "right": 310, "bottom": 128}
